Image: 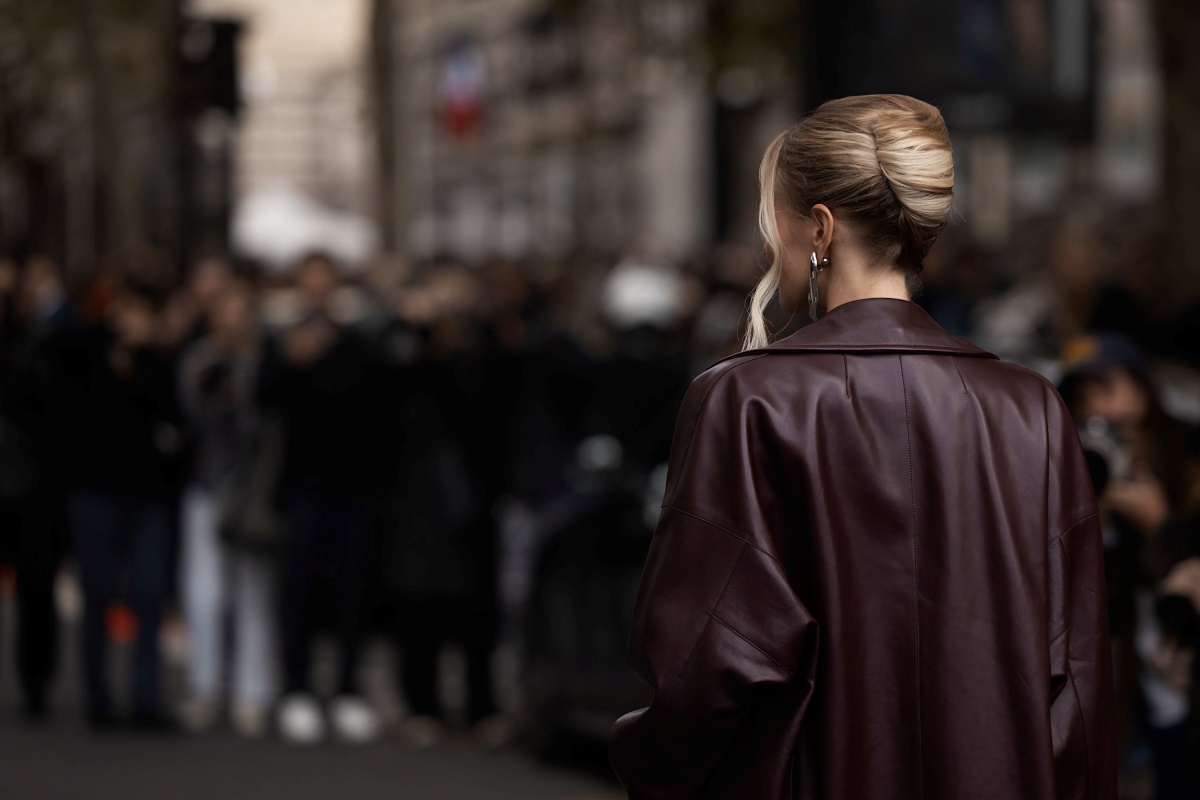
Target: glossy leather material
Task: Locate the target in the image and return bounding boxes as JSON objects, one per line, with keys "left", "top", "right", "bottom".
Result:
{"left": 611, "top": 299, "right": 1117, "bottom": 799}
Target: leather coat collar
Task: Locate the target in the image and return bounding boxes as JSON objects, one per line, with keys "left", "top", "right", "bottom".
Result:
{"left": 718, "top": 298, "right": 997, "bottom": 364}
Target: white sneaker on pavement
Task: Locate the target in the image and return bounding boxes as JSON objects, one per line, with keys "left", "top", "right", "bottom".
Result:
{"left": 329, "top": 695, "right": 381, "bottom": 744}
{"left": 277, "top": 693, "right": 325, "bottom": 745}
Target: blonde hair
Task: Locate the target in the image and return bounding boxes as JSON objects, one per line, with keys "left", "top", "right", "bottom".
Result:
{"left": 744, "top": 94, "right": 954, "bottom": 350}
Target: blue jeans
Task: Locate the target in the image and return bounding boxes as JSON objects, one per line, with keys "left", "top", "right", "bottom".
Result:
{"left": 68, "top": 489, "right": 170, "bottom": 718}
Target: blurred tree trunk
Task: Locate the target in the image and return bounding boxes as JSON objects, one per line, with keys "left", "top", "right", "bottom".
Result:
{"left": 154, "top": 0, "right": 183, "bottom": 271}
{"left": 1155, "top": 0, "right": 1200, "bottom": 316}
{"left": 76, "top": 0, "right": 143, "bottom": 252}
{"left": 369, "top": 0, "right": 404, "bottom": 265}
{"left": 0, "top": 0, "right": 180, "bottom": 272}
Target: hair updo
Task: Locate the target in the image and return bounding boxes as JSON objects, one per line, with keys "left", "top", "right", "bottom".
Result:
{"left": 745, "top": 94, "right": 954, "bottom": 350}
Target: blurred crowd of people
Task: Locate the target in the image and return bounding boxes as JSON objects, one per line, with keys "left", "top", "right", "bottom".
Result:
{"left": 0, "top": 244, "right": 700, "bottom": 747}
{"left": 1, "top": 217, "right": 1200, "bottom": 797}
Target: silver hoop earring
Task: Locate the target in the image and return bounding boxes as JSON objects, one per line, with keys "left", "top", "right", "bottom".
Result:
{"left": 809, "top": 252, "right": 828, "bottom": 321}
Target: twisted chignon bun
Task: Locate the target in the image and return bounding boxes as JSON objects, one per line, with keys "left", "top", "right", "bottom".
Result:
{"left": 871, "top": 98, "right": 955, "bottom": 268}
{"left": 745, "top": 94, "right": 954, "bottom": 350}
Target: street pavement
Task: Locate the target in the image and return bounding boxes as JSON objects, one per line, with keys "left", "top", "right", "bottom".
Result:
{"left": 0, "top": 575, "right": 624, "bottom": 800}
{"left": 0, "top": 720, "right": 622, "bottom": 800}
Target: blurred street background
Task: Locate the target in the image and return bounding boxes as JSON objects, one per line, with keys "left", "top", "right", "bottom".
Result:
{"left": 1, "top": 0, "right": 1200, "bottom": 798}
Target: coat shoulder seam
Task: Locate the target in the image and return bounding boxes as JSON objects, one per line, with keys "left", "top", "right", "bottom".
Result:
{"left": 661, "top": 504, "right": 787, "bottom": 571}
{"left": 674, "top": 542, "right": 747, "bottom": 680}
{"left": 709, "top": 612, "right": 795, "bottom": 677}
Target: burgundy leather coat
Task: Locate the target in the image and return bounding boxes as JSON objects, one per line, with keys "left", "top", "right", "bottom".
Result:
{"left": 611, "top": 299, "right": 1117, "bottom": 799}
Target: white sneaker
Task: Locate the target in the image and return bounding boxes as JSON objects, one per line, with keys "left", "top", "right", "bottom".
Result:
{"left": 231, "top": 701, "right": 270, "bottom": 739}
{"left": 329, "top": 695, "right": 380, "bottom": 744}
{"left": 277, "top": 693, "right": 325, "bottom": 745}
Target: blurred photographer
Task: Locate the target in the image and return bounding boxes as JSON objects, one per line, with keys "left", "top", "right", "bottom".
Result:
{"left": 176, "top": 277, "right": 277, "bottom": 737}
{"left": 258, "top": 253, "right": 386, "bottom": 745}
{"left": 1059, "top": 333, "right": 1200, "bottom": 798}
{"left": 1, "top": 255, "right": 76, "bottom": 720}
{"left": 47, "top": 252, "right": 184, "bottom": 731}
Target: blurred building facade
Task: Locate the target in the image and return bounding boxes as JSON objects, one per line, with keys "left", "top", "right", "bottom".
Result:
{"left": 372, "top": 0, "right": 799, "bottom": 269}
{"left": 366, "top": 0, "right": 1178, "bottom": 289}
{"left": 1, "top": 0, "right": 1196, "bottom": 311}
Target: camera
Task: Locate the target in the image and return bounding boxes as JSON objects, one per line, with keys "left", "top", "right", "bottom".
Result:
{"left": 1076, "top": 416, "right": 1133, "bottom": 496}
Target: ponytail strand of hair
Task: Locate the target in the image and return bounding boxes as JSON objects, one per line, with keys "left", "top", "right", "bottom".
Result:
{"left": 743, "top": 132, "right": 788, "bottom": 351}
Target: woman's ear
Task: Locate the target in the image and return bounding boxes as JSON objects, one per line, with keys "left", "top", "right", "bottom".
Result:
{"left": 810, "top": 204, "right": 835, "bottom": 258}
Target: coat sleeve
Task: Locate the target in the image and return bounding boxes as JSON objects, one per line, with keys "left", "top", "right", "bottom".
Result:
{"left": 610, "top": 362, "right": 819, "bottom": 799}
{"left": 1045, "top": 387, "right": 1118, "bottom": 800}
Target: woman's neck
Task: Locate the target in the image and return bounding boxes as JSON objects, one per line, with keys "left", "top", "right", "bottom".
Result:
{"left": 823, "top": 252, "right": 910, "bottom": 312}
